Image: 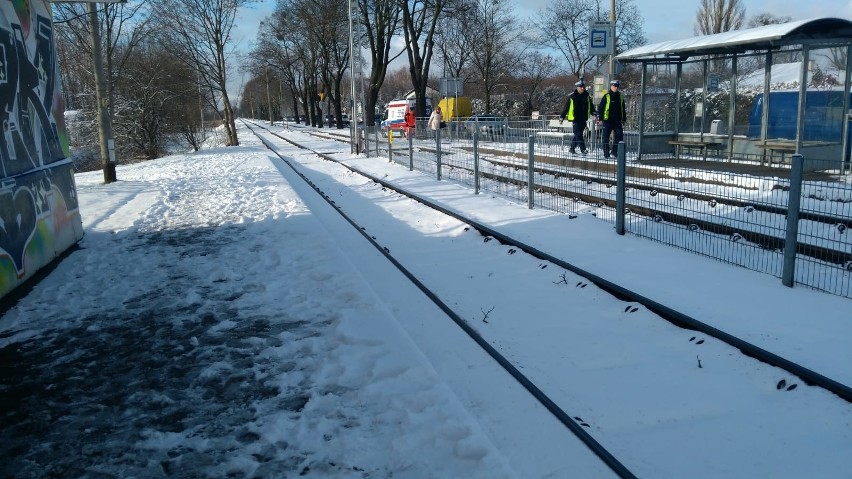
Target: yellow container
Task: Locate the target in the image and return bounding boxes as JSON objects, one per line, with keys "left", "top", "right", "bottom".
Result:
{"left": 437, "top": 97, "right": 473, "bottom": 121}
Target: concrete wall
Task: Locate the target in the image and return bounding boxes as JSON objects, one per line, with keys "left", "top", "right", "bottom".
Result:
{"left": 0, "top": 0, "right": 83, "bottom": 299}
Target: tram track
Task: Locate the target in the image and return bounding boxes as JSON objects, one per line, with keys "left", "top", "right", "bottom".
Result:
{"left": 246, "top": 121, "right": 636, "bottom": 478}
{"left": 254, "top": 121, "right": 852, "bottom": 402}
{"left": 245, "top": 120, "right": 852, "bottom": 477}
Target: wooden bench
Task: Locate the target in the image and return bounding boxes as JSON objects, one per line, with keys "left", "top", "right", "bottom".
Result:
{"left": 668, "top": 140, "right": 722, "bottom": 161}
{"left": 536, "top": 119, "right": 573, "bottom": 146}
{"left": 753, "top": 140, "right": 797, "bottom": 166}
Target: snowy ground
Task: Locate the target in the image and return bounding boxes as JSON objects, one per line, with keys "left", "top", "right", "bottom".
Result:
{"left": 1, "top": 122, "right": 850, "bottom": 478}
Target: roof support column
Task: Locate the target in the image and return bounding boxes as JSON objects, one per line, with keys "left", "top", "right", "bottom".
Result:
{"left": 701, "top": 60, "right": 708, "bottom": 141}
{"left": 674, "top": 63, "right": 682, "bottom": 139}
{"left": 795, "top": 47, "right": 809, "bottom": 154}
{"left": 843, "top": 46, "right": 852, "bottom": 175}
{"left": 638, "top": 61, "right": 648, "bottom": 160}
{"left": 760, "top": 51, "right": 772, "bottom": 165}
{"left": 727, "top": 54, "right": 737, "bottom": 162}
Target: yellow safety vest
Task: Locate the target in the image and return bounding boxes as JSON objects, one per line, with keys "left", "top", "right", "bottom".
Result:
{"left": 566, "top": 95, "right": 592, "bottom": 122}
{"left": 602, "top": 93, "right": 625, "bottom": 121}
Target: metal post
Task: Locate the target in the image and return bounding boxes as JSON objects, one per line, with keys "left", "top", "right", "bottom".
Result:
{"left": 198, "top": 69, "right": 204, "bottom": 137}
{"left": 674, "top": 63, "right": 682, "bottom": 139}
{"left": 727, "top": 54, "right": 737, "bottom": 162}
{"left": 700, "top": 60, "right": 708, "bottom": 141}
{"left": 408, "top": 133, "right": 414, "bottom": 171}
{"left": 347, "top": 0, "right": 357, "bottom": 153}
{"left": 795, "top": 48, "right": 809, "bottom": 154}
{"left": 609, "top": 0, "right": 616, "bottom": 78}
{"left": 638, "top": 62, "right": 647, "bottom": 160}
{"left": 266, "top": 69, "right": 273, "bottom": 125}
{"left": 436, "top": 128, "right": 442, "bottom": 180}
{"left": 528, "top": 135, "right": 535, "bottom": 209}
{"left": 782, "top": 154, "right": 804, "bottom": 287}
{"left": 361, "top": 126, "right": 367, "bottom": 157}
{"left": 473, "top": 131, "right": 480, "bottom": 194}
{"left": 760, "top": 51, "right": 772, "bottom": 165}
{"left": 616, "top": 141, "right": 626, "bottom": 235}
{"left": 843, "top": 46, "right": 852, "bottom": 175}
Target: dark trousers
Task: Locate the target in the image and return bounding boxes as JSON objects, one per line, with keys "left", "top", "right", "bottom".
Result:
{"left": 601, "top": 122, "right": 623, "bottom": 158}
{"left": 571, "top": 121, "right": 587, "bottom": 151}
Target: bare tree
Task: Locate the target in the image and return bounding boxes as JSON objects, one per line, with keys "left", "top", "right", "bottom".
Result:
{"left": 358, "top": 0, "right": 403, "bottom": 125}
{"left": 536, "top": 0, "right": 646, "bottom": 79}
{"left": 747, "top": 12, "right": 791, "bottom": 28}
{"left": 534, "top": 0, "right": 595, "bottom": 79}
{"left": 823, "top": 47, "right": 849, "bottom": 72}
{"left": 252, "top": 16, "right": 308, "bottom": 124}
{"left": 152, "top": 0, "right": 246, "bottom": 146}
{"left": 266, "top": 2, "right": 324, "bottom": 126}
{"left": 53, "top": 1, "right": 152, "bottom": 170}
{"left": 434, "top": 0, "right": 474, "bottom": 79}
{"left": 307, "top": 0, "right": 350, "bottom": 127}
{"left": 398, "top": 0, "right": 445, "bottom": 118}
{"left": 515, "top": 51, "right": 557, "bottom": 116}
{"left": 381, "top": 65, "right": 414, "bottom": 99}
{"left": 54, "top": 2, "right": 152, "bottom": 120}
{"left": 119, "top": 42, "right": 202, "bottom": 158}
{"left": 694, "top": 0, "right": 745, "bottom": 36}
{"left": 736, "top": 13, "right": 794, "bottom": 71}
{"left": 609, "top": 0, "right": 646, "bottom": 53}
{"left": 274, "top": 0, "right": 351, "bottom": 127}
{"left": 464, "top": 0, "right": 524, "bottom": 113}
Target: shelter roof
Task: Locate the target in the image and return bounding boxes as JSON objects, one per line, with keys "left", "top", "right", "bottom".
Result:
{"left": 617, "top": 17, "right": 852, "bottom": 62}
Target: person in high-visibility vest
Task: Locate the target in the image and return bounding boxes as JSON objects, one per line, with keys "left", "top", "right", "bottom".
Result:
{"left": 597, "top": 80, "right": 626, "bottom": 159}
{"left": 559, "top": 80, "right": 595, "bottom": 155}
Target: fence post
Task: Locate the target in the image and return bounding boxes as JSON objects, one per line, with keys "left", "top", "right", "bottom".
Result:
{"left": 616, "top": 141, "right": 626, "bottom": 235}
{"left": 364, "top": 126, "right": 369, "bottom": 157}
{"left": 528, "top": 135, "right": 535, "bottom": 209}
{"left": 473, "top": 130, "right": 480, "bottom": 194}
{"left": 436, "top": 128, "right": 442, "bottom": 181}
{"left": 408, "top": 133, "right": 414, "bottom": 171}
{"left": 782, "top": 154, "right": 804, "bottom": 287}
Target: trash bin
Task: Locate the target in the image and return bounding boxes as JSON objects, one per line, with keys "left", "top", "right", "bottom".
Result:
{"left": 710, "top": 119, "right": 726, "bottom": 135}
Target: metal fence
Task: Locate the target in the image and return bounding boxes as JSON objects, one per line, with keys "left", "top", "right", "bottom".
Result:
{"left": 362, "top": 120, "right": 852, "bottom": 299}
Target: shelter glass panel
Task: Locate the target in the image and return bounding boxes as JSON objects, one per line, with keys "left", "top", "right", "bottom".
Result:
{"left": 677, "top": 60, "right": 706, "bottom": 134}
{"left": 643, "top": 64, "right": 677, "bottom": 133}
{"left": 704, "top": 56, "right": 732, "bottom": 137}
{"left": 733, "top": 53, "right": 765, "bottom": 137}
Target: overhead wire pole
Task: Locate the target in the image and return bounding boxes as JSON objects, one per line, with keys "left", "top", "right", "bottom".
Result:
{"left": 198, "top": 69, "right": 205, "bottom": 139}
{"left": 266, "top": 68, "right": 273, "bottom": 125}
{"left": 609, "top": 0, "right": 616, "bottom": 79}
{"left": 347, "top": 0, "right": 358, "bottom": 153}
{"left": 87, "top": 2, "right": 117, "bottom": 183}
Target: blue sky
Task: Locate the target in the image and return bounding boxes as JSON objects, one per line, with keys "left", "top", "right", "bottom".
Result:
{"left": 233, "top": 0, "right": 852, "bottom": 48}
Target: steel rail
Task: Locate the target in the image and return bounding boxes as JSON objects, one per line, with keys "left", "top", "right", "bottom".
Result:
{"left": 250, "top": 120, "right": 852, "bottom": 405}
{"left": 244, "top": 120, "right": 640, "bottom": 479}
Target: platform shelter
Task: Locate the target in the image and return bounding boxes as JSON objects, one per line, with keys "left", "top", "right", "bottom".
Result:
{"left": 616, "top": 18, "right": 852, "bottom": 172}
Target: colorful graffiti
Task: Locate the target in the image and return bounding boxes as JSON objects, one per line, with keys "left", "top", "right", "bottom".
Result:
{"left": 0, "top": 0, "right": 82, "bottom": 299}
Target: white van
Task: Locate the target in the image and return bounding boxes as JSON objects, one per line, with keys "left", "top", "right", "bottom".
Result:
{"left": 381, "top": 97, "right": 432, "bottom": 135}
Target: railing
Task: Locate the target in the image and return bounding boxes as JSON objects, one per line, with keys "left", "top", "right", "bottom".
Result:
{"left": 362, "top": 121, "right": 852, "bottom": 299}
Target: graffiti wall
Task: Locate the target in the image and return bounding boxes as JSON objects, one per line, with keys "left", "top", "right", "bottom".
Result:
{"left": 0, "top": 0, "right": 83, "bottom": 299}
